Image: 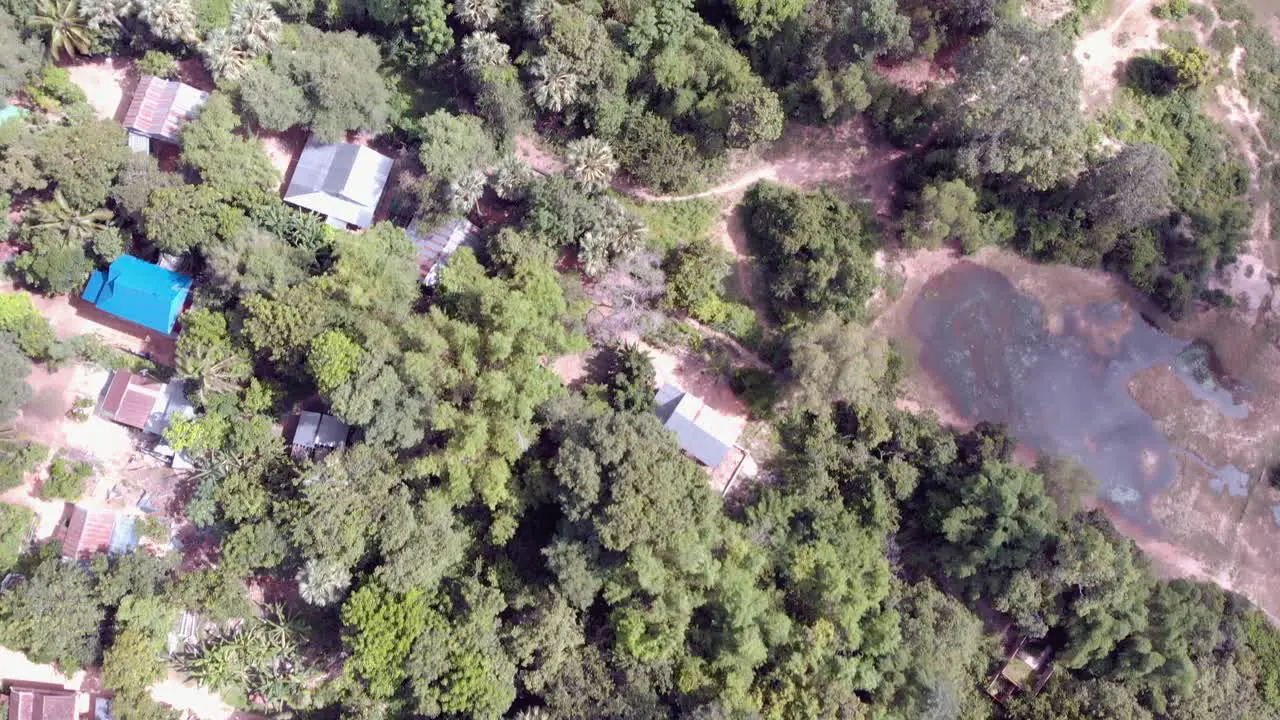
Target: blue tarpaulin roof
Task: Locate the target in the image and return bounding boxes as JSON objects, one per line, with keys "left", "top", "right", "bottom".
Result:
{"left": 81, "top": 255, "right": 193, "bottom": 335}
{"left": 0, "top": 105, "right": 27, "bottom": 127}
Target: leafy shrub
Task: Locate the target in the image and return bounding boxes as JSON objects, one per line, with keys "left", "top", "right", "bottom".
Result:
{"left": 0, "top": 441, "right": 48, "bottom": 492}
{"left": 23, "top": 67, "right": 87, "bottom": 111}
{"left": 1153, "top": 0, "right": 1192, "bottom": 20}
{"left": 730, "top": 367, "right": 779, "bottom": 419}
{"left": 250, "top": 202, "right": 333, "bottom": 252}
{"left": 601, "top": 342, "right": 656, "bottom": 413}
{"left": 627, "top": 198, "right": 719, "bottom": 253}
{"left": 663, "top": 237, "right": 731, "bottom": 316}
{"left": 42, "top": 455, "right": 92, "bottom": 501}
{"left": 136, "top": 51, "right": 179, "bottom": 80}
{"left": 0, "top": 503, "right": 35, "bottom": 572}
{"left": 135, "top": 515, "right": 170, "bottom": 543}
{"left": 66, "top": 397, "right": 95, "bottom": 422}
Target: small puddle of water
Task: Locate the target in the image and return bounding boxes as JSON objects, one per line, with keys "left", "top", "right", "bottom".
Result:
{"left": 909, "top": 262, "right": 1251, "bottom": 530}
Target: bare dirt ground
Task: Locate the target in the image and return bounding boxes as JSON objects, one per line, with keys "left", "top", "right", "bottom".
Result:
{"left": 874, "top": 239, "right": 1280, "bottom": 619}
{"left": 1073, "top": 0, "right": 1165, "bottom": 113}
{"left": 65, "top": 57, "right": 213, "bottom": 126}
{"left": 875, "top": 57, "right": 957, "bottom": 93}
{"left": 260, "top": 126, "right": 309, "bottom": 196}
{"left": 1025, "top": 0, "right": 1078, "bottom": 24}
{"left": 1206, "top": 43, "right": 1280, "bottom": 309}
{"left": 2, "top": 282, "right": 176, "bottom": 365}
{"left": 515, "top": 133, "right": 565, "bottom": 176}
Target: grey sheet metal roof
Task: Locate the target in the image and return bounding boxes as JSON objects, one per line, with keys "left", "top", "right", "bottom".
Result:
{"left": 653, "top": 383, "right": 735, "bottom": 468}
{"left": 408, "top": 217, "right": 481, "bottom": 285}
{"left": 294, "top": 411, "right": 350, "bottom": 448}
{"left": 122, "top": 75, "right": 209, "bottom": 143}
{"left": 283, "top": 139, "right": 393, "bottom": 229}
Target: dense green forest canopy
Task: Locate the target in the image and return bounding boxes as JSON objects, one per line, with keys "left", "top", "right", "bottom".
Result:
{"left": 1, "top": 0, "right": 1279, "bottom": 719}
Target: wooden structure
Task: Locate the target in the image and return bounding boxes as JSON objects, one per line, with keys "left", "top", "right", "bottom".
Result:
{"left": 985, "top": 637, "right": 1055, "bottom": 704}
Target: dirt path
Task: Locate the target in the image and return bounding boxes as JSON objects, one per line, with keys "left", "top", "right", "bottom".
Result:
{"left": 1201, "top": 25, "right": 1280, "bottom": 316}
{"left": 620, "top": 118, "right": 907, "bottom": 332}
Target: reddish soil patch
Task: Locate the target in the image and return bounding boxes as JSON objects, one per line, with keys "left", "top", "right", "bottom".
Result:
{"left": 8, "top": 283, "right": 177, "bottom": 366}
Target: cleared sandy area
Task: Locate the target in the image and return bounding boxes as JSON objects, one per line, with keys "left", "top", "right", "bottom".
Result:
{"left": 1074, "top": 0, "right": 1165, "bottom": 113}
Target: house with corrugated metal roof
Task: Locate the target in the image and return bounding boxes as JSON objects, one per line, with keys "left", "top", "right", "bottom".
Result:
{"left": 56, "top": 505, "right": 136, "bottom": 561}
{"left": 283, "top": 138, "right": 393, "bottom": 229}
{"left": 291, "top": 411, "right": 349, "bottom": 461}
{"left": 3, "top": 682, "right": 78, "bottom": 720}
{"left": 81, "top": 255, "right": 193, "bottom": 335}
{"left": 122, "top": 75, "right": 209, "bottom": 153}
{"left": 408, "top": 217, "right": 481, "bottom": 286}
{"left": 96, "top": 371, "right": 192, "bottom": 437}
{"left": 653, "top": 383, "right": 739, "bottom": 468}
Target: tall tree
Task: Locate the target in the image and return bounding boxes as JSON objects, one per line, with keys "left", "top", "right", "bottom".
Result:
{"left": 742, "top": 182, "right": 879, "bottom": 321}
{"left": 944, "top": 22, "right": 1086, "bottom": 190}
{"left": 0, "top": 333, "right": 33, "bottom": 424}
{"left": 0, "top": 553, "right": 106, "bottom": 671}
{"left": 239, "top": 27, "right": 392, "bottom": 141}
{"left": 1, "top": 9, "right": 44, "bottom": 96}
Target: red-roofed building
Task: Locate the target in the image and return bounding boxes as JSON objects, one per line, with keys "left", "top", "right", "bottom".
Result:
{"left": 56, "top": 506, "right": 116, "bottom": 561}
{"left": 97, "top": 372, "right": 166, "bottom": 431}
{"left": 4, "top": 683, "right": 77, "bottom": 720}
{"left": 122, "top": 76, "right": 208, "bottom": 150}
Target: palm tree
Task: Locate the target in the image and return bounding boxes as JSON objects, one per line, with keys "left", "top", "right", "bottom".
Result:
{"left": 27, "top": 0, "right": 93, "bottom": 60}
{"left": 297, "top": 558, "right": 351, "bottom": 606}
{"left": 460, "top": 31, "right": 509, "bottom": 75}
{"left": 77, "top": 0, "right": 125, "bottom": 31}
{"left": 566, "top": 136, "right": 617, "bottom": 194}
{"left": 200, "top": 29, "right": 251, "bottom": 83}
{"left": 453, "top": 0, "right": 498, "bottom": 29}
{"left": 520, "top": 0, "right": 555, "bottom": 36}
{"left": 492, "top": 155, "right": 533, "bottom": 201}
{"left": 137, "top": 0, "right": 196, "bottom": 44}
{"left": 531, "top": 52, "right": 580, "bottom": 113}
{"left": 601, "top": 197, "right": 646, "bottom": 257}
{"left": 178, "top": 352, "right": 251, "bottom": 403}
{"left": 447, "top": 169, "right": 487, "bottom": 215}
{"left": 229, "top": 0, "right": 280, "bottom": 54}
{"left": 30, "top": 191, "right": 113, "bottom": 245}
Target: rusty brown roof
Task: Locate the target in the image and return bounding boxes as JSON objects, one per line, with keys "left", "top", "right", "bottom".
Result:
{"left": 60, "top": 506, "right": 115, "bottom": 560}
{"left": 6, "top": 685, "right": 77, "bottom": 720}
{"left": 99, "top": 372, "right": 165, "bottom": 430}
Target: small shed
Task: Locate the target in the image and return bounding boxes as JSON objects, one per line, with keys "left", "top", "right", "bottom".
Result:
{"left": 97, "top": 372, "right": 191, "bottom": 436}
{"left": 0, "top": 105, "right": 28, "bottom": 130}
{"left": 283, "top": 138, "right": 393, "bottom": 229}
{"left": 81, "top": 255, "right": 193, "bottom": 335}
{"left": 97, "top": 372, "right": 167, "bottom": 431}
{"left": 122, "top": 75, "right": 209, "bottom": 148}
{"left": 166, "top": 610, "right": 201, "bottom": 655}
{"left": 654, "top": 384, "right": 738, "bottom": 468}
{"left": 409, "top": 217, "right": 481, "bottom": 285}
{"left": 4, "top": 683, "right": 78, "bottom": 720}
{"left": 986, "top": 638, "right": 1055, "bottom": 704}
{"left": 58, "top": 506, "right": 115, "bottom": 561}
{"left": 291, "top": 411, "right": 349, "bottom": 461}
